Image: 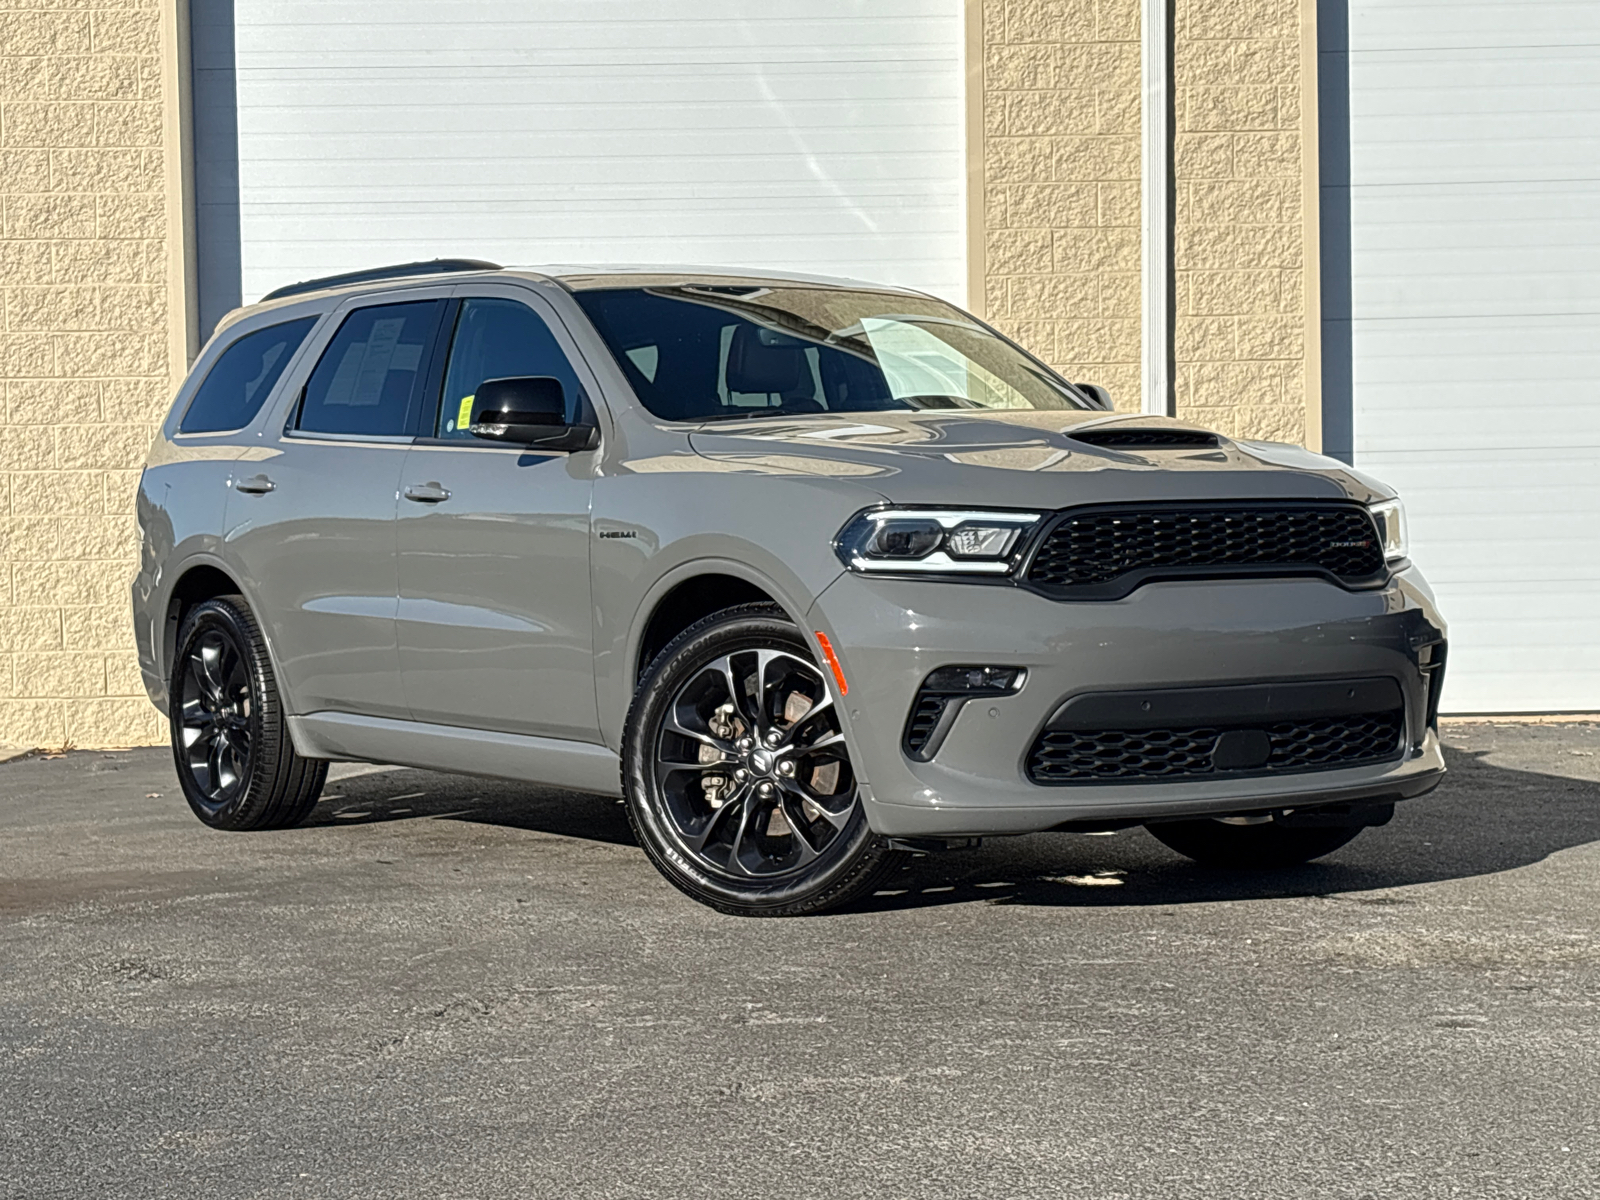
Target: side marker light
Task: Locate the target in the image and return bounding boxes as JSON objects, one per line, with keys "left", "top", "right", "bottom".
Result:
{"left": 814, "top": 631, "right": 849, "bottom": 696}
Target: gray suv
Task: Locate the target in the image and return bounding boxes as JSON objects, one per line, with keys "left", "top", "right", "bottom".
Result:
{"left": 133, "top": 261, "right": 1447, "bottom": 916}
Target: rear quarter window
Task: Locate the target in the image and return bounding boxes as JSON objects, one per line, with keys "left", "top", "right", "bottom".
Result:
{"left": 179, "top": 316, "right": 319, "bottom": 434}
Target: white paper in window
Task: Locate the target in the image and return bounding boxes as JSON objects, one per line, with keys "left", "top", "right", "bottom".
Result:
{"left": 342, "top": 317, "right": 405, "bottom": 407}
{"left": 390, "top": 342, "right": 423, "bottom": 372}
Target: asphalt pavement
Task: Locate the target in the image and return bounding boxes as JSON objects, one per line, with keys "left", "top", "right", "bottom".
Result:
{"left": 3, "top": 722, "right": 1598, "bottom": 1199}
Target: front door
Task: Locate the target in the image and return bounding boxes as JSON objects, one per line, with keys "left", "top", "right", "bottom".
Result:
{"left": 224, "top": 294, "right": 449, "bottom": 719}
{"left": 395, "top": 288, "right": 600, "bottom": 741}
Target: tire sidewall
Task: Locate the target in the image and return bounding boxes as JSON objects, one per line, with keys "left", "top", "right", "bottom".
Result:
{"left": 622, "top": 607, "right": 887, "bottom": 914}
{"left": 169, "top": 598, "right": 270, "bottom": 828}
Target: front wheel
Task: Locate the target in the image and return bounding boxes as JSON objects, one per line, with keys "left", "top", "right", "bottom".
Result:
{"left": 622, "top": 604, "right": 901, "bottom": 916}
{"left": 1145, "top": 818, "right": 1363, "bottom": 868}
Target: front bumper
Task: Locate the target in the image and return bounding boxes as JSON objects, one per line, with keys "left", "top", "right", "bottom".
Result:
{"left": 807, "top": 568, "right": 1446, "bottom": 838}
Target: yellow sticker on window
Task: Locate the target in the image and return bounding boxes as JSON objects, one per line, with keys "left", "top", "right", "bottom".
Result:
{"left": 456, "top": 393, "right": 474, "bottom": 432}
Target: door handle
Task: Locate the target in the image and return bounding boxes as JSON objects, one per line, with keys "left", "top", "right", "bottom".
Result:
{"left": 234, "top": 474, "right": 276, "bottom": 495}
{"left": 403, "top": 482, "right": 451, "bottom": 504}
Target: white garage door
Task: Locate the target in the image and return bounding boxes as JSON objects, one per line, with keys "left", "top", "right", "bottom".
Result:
{"left": 230, "top": 1, "right": 966, "bottom": 305}
{"left": 1341, "top": 0, "right": 1600, "bottom": 712}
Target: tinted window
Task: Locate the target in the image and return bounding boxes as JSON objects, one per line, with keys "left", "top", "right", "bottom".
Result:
{"left": 436, "top": 298, "right": 583, "bottom": 438}
{"left": 572, "top": 286, "right": 1092, "bottom": 423}
{"left": 179, "top": 317, "right": 317, "bottom": 434}
{"left": 296, "top": 301, "right": 443, "bottom": 437}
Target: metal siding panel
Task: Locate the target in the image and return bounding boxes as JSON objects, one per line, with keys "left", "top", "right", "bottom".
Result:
{"left": 231, "top": 1, "right": 965, "bottom": 303}
{"left": 1344, "top": 0, "right": 1600, "bottom": 711}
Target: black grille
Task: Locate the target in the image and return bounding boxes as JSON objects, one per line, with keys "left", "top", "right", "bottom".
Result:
{"left": 903, "top": 694, "right": 947, "bottom": 756}
{"left": 1069, "top": 428, "right": 1218, "bottom": 449}
{"left": 1026, "top": 503, "right": 1385, "bottom": 595}
{"left": 1027, "top": 710, "right": 1404, "bottom": 785}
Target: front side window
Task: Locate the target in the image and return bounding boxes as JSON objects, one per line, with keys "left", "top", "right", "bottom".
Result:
{"left": 571, "top": 285, "right": 1093, "bottom": 423}
{"left": 180, "top": 316, "right": 317, "bottom": 434}
{"left": 296, "top": 300, "right": 443, "bottom": 437}
{"left": 435, "top": 298, "right": 583, "bottom": 438}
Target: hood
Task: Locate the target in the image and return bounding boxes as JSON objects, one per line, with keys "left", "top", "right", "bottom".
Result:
{"left": 688, "top": 410, "right": 1389, "bottom": 510}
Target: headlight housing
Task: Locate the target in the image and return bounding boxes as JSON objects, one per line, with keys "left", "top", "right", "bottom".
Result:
{"left": 1367, "top": 497, "right": 1408, "bottom": 562}
{"left": 835, "top": 508, "right": 1042, "bottom": 574}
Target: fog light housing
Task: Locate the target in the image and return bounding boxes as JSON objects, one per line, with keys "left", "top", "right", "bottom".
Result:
{"left": 903, "top": 665, "right": 1027, "bottom": 761}
{"left": 922, "top": 665, "right": 1025, "bottom": 693}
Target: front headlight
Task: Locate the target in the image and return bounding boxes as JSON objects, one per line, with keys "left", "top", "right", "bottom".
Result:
{"left": 1368, "top": 497, "right": 1408, "bottom": 562}
{"left": 835, "top": 508, "right": 1042, "bottom": 574}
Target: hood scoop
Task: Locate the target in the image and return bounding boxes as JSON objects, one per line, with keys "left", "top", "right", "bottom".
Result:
{"left": 1067, "top": 427, "right": 1219, "bottom": 450}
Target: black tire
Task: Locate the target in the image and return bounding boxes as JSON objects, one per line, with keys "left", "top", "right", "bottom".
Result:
{"left": 168, "top": 595, "right": 327, "bottom": 831}
{"left": 1145, "top": 818, "right": 1363, "bottom": 868}
{"left": 622, "top": 603, "right": 903, "bottom": 916}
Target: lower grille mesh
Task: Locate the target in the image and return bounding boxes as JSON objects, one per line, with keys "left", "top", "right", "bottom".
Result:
{"left": 1028, "top": 710, "right": 1404, "bottom": 784}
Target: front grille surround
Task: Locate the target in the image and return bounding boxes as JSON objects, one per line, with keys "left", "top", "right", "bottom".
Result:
{"left": 1021, "top": 500, "right": 1389, "bottom": 600}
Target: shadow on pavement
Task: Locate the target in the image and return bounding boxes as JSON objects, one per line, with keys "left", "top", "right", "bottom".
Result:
{"left": 303, "top": 745, "right": 1600, "bottom": 913}
{"left": 849, "top": 745, "right": 1600, "bottom": 912}
{"left": 305, "top": 767, "right": 639, "bottom": 846}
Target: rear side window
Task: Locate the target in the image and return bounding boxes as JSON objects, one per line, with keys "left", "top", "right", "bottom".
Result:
{"left": 296, "top": 300, "right": 443, "bottom": 437}
{"left": 179, "top": 317, "right": 317, "bottom": 434}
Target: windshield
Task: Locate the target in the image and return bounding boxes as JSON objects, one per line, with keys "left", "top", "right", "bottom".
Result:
{"left": 571, "top": 284, "right": 1094, "bottom": 422}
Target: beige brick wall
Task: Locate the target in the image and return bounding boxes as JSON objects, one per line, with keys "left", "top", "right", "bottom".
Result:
{"left": 1174, "top": 0, "right": 1307, "bottom": 441}
{"left": 977, "top": 0, "right": 1313, "bottom": 437}
{"left": 1, "top": 2, "right": 171, "bottom": 749}
{"left": 978, "top": 0, "right": 1143, "bottom": 412}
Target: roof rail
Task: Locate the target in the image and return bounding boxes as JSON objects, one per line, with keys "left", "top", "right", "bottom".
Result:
{"left": 260, "top": 258, "right": 503, "bottom": 303}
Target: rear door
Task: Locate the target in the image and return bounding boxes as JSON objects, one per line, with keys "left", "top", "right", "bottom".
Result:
{"left": 395, "top": 285, "right": 601, "bottom": 740}
{"left": 224, "top": 290, "right": 450, "bottom": 718}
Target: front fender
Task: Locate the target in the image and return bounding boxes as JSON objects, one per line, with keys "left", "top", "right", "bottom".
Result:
{"left": 591, "top": 465, "right": 886, "bottom": 748}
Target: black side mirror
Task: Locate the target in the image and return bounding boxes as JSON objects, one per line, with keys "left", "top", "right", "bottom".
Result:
{"left": 469, "top": 376, "right": 597, "bottom": 450}
{"left": 1074, "top": 382, "right": 1112, "bottom": 410}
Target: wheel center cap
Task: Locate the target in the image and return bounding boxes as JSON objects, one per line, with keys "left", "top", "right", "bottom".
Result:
{"left": 749, "top": 748, "right": 775, "bottom": 776}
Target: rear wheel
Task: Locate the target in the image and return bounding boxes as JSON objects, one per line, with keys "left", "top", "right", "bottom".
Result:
{"left": 622, "top": 604, "right": 902, "bottom": 916}
{"left": 169, "top": 595, "right": 327, "bottom": 830}
{"left": 1145, "top": 818, "right": 1362, "bottom": 868}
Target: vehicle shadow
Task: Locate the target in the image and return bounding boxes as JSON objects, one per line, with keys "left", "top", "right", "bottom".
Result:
{"left": 304, "top": 768, "right": 638, "bottom": 846}
{"left": 849, "top": 744, "right": 1600, "bottom": 912}
{"left": 300, "top": 745, "right": 1600, "bottom": 911}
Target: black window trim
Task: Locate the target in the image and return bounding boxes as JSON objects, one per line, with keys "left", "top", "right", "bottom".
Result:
{"left": 282, "top": 296, "right": 452, "bottom": 445}
{"left": 412, "top": 298, "right": 462, "bottom": 439}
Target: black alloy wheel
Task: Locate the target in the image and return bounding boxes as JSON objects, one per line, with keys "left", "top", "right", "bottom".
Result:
{"left": 177, "top": 625, "right": 253, "bottom": 812}
{"left": 623, "top": 604, "right": 901, "bottom": 916}
{"left": 168, "top": 596, "right": 327, "bottom": 831}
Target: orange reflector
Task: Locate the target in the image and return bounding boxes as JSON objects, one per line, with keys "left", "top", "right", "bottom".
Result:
{"left": 814, "top": 631, "right": 849, "bottom": 696}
